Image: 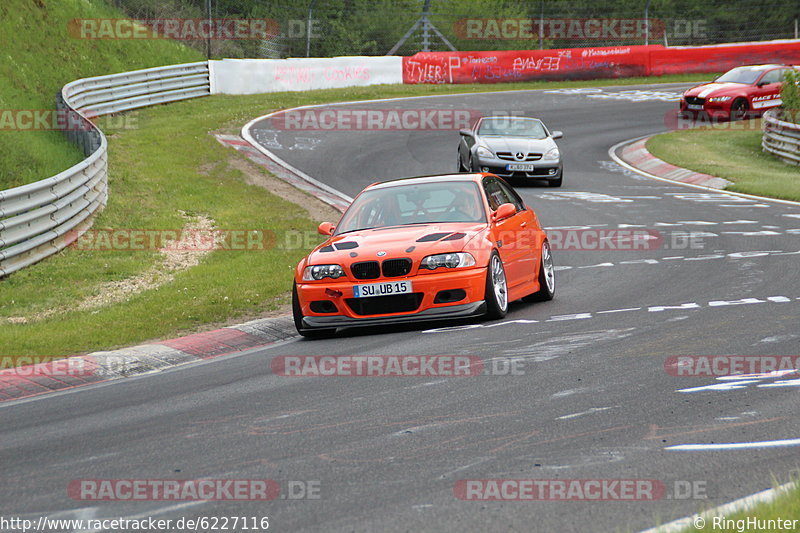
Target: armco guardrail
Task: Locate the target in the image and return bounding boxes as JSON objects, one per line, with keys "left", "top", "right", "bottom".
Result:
{"left": 0, "top": 62, "right": 209, "bottom": 277}
{"left": 763, "top": 108, "right": 800, "bottom": 166}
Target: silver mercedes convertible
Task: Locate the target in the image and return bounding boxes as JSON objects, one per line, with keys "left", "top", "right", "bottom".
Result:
{"left": 457, "top": 116, "right": 563, "bottom": 187}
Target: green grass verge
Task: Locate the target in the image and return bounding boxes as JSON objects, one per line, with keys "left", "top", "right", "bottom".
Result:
{"left": 0, "top": 0, "right": 201, "bottom": 190}
{"left": 680, "top": 481, "right": 800, "bottom": 532}
{"left": 646, "top": 120, "right": 800, "bottom": 202}
{"left": 1, "top": 74, "right": 715, "bottom": 359}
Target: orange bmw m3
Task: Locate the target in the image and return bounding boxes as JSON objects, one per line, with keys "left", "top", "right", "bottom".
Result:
{"left": 292, "top": 173, "right": 555, "bottom": 338}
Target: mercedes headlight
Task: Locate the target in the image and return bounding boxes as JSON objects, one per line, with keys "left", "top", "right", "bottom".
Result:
{"left": 302, "top": 264, "right": 345, "bottom": 280}
{"left": 476, "top": 146, "right": 494, "bottom": 158}
{"left": 542, "top": 147, "right": 560, "bottom": 161}
{"left": 420, "top": 252, "right": 476, "bottom": 270}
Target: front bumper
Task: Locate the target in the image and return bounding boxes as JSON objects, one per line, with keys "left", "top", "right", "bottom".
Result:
{"left": 296, "top": 266, "right": 488, "bottom": 330}
{"left": 302, "top": 300, "right": 486, "bottom": 329}
{"left": 679, "top": 101, "right": 732, "bottom": 120}
{"left": 475, "top": 156, "right": 562, "bottom": 179}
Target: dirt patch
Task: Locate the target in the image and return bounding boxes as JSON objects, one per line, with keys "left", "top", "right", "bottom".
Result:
{"left": 228, "top": 157, "right": 341, "bottom": 223}
{"left": 4, "top": 213, "right": 217, "bottom": 324}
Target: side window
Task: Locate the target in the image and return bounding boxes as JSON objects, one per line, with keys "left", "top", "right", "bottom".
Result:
{"left": 497, "top": 180, "right": 526, "bottom": 212}
{"left": 761, "top": 69, "right": 784, "bottom": 85}
{"left": 483, "top": 178, "right": 512, "bottom": 211}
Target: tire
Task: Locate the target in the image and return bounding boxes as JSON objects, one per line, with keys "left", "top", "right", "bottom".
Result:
{"left": 484, "top": 251, "right": 509, "bottom": 320}
{"left": 523, "top": 240, "right": 555, "bottom": 302}
{"left": 457, "top": 152, "right": 466, "bottom": 172}
{"left": 730, "top": 98, "right": 749, "bottom": 121}
{"left": 547, "top": 175, "right": 562, "bottom": 187}
{"left": 292, "top": 282, "right": 336, "bottom": 339}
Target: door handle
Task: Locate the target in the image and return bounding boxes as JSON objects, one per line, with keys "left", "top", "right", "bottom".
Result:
{"left": 520, "top": 221, "right": 527, "bottom": 227}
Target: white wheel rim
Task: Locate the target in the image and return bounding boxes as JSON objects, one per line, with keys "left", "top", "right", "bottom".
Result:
{"left": 542, "top": 242, "right": 555, "bottom": 293}
{"left": 491, "top": 255, "right": 508, "bottom": 312}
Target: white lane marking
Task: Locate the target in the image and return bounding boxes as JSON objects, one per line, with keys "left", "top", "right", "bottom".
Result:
{"left": 722, "top": 230, "right": 782, "bottom": 236}
{"left": 556, "top": 407, "right": 612, "bottom": 420}
{"left": 610, "top": 136, "right": 800, "bottom": 208}
{"left": 550, "top": 249, "right": 796, "bottom": 271}
{"left": 597, "top": 307, "right": 641, "bottom": 314}
{"left": 677, "top": 379, "right": 762, "bottom": 393}
{"left": 423, "top": 294, "right": 795, "bottom": 333}
{"left": 77, "top": 501, "right": 209, "bottom": 533}
{"left": 639, "top": 480, "right": 798, "bottom": 533}
{"left": 758, "top": 379, "right": 800, "bottom": 388}
{"left": 665, "top": 438, "right": 800, "bottom": 451}
{"left": 438, "top": 457, "right": 494, "bottom": 479}
{"left": 535, "top": 191, "right": 633, "bottom": 203}
{"left": 577, "top": 262, "right": 615, "bottom": 269}
{"left": 784, "top": 214, "right": 800, "bottom": 218}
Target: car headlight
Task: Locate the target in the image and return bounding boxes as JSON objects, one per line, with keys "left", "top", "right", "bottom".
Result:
{"left": 420, "top": 252, "right": 476, "bottom": 270}
{"left": 302, "top": 264, "right": 345, "bottom": 281}
{"left": 542, "top": 147, "right": 560, "bottom": 161}
{"left": 476, "top": 146, "right": 494, "bottom": 158}
{"left": 708, "top": 96, "right": 732, "bottom": 103}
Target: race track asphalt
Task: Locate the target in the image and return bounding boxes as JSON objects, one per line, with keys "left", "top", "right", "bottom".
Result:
{"left": 2, "top": 83, "right": 800, "bottom": 533}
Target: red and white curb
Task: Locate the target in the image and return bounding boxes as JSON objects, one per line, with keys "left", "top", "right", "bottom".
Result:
{"left": 0, "top": 316, "right": 296, "bottom": 403}
{"left": 215, "top": 133, "right": 350, "bottom": 213}
{"left": 619, "top": 138, "right": 731, "bottom": 189}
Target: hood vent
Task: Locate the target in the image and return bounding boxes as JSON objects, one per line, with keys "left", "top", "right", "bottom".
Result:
{"left": 417, "top": 232, "right": 451, "bottom": 242}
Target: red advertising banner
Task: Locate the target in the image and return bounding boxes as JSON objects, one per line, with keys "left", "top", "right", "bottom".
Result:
{"left": 402, "top": 40, "right": 800, "bottom": 84}
{"left": 648, "top": 40, "right": 800, "bottom": 76}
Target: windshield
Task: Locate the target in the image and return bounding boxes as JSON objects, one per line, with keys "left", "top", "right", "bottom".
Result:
{"left": 478, "top": 117, "right": 547, "bottom": 139}
{"left": 335, "top": 181, "right": 486, "bottom": 234}
{"left": 714, "top": 66, "right": 767, "bottom": 85}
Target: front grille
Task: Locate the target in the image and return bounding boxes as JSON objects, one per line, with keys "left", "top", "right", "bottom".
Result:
{"left": 685, "top": 96, "right": 705, "bottom": 105}
{"left": 346, "top": 293, "right": 424, "bottom": 316}
{"left": 351, "top": 261, "right": 380, "bottom": 279}
{"left": 496, "top": 151, "right": 542, "bottom": 162}
{"left": 382, "top": 258, "right": 412, "bottom": 277}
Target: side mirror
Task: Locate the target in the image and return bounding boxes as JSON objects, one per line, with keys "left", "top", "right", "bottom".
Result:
{"left": 492, "top": 202, "right": 517, "bottom": 222}
{"left": 317, "top": 222, "right": 335, "bottom": 236}
{"left": 757, "top": 80, "right": 769, "bottom": 87}
{"left": 459, "top": 128, "right": 473, "bottom": 137}
{"left": 551, "top": 130, "right": 563, "bottom": 139}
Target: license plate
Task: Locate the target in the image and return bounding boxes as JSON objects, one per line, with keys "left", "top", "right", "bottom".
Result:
{"left": 506, "top": 163, "right": 536, "bottom": 171}
{"left": 687, "top": 104, "right": 704, "bottom": 110}
{"left": 353, "top": 280, "right": 412, "bottom": 298}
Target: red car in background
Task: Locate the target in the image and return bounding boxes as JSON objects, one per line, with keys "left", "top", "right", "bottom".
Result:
{"left": 679, "top": 64, "right": 797, "bottom": 120}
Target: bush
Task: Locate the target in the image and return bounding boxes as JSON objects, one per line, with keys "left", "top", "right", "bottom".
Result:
{"left": 781, "top": 69, "right": 800, "bottom": 123}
